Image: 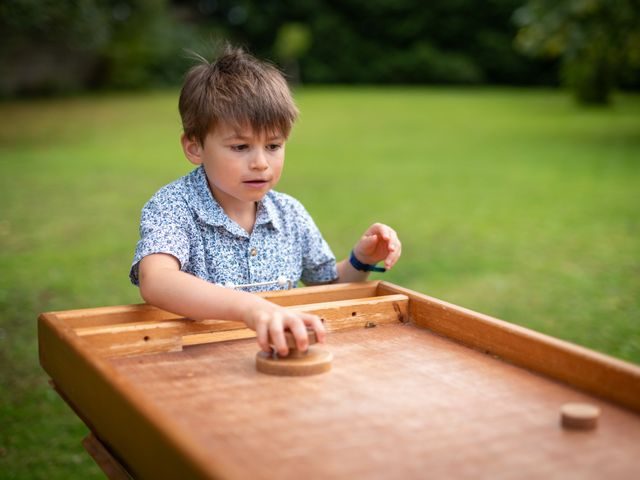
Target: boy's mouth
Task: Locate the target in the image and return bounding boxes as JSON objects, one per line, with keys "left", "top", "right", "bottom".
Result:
{"left": 243, "top": 179, "right": 270, "bottom": 188}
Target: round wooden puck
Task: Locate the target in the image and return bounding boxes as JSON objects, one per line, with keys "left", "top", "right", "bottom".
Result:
{"left": 284, "top": 330, "right": 317, "bottom": 350}
{"left": 256, "top": 347, "right": 332, "bottom": 376}
{"left": 560, "top": 403, "right": 600, "bottom": 430}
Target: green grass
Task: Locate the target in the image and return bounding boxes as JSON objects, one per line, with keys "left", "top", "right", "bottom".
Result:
{"left": 1, "top": 87, "right": 639, "bottom": 478}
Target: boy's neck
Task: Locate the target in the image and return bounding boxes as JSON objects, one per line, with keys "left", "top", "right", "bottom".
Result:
{"left": 225, "top": 203, "right": 257, "bottom": 235}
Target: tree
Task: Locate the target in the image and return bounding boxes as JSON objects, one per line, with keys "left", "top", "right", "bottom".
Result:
{"left": 274, "top": 22, "right": 312, "bottom": 84}
{"left": 0, "top": 0, "right": 202, "bottom": 95}
{"left": 514, "top": 0, "right": 640, "bottom": 104}
{"left": 191, "top": 0, "right": 553, "bottom": 85}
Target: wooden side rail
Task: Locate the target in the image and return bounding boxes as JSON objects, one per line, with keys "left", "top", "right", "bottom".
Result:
{"left": 377, "top": 281, "right": 640, "bottom": 413}
{"left": 260, "top": 281, "right": 380, "bottom": 306}
{"left": 57, "top": 282, "right": 381, "bottom": 329}
{"left": 74, "top": 293, "right": 409, "bottom": 358}
{"left": 183, "top": 294, "right": 409, "bottom": 348}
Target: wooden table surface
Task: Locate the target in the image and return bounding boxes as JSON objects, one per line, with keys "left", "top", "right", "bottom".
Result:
{"left": 111, "top": 323, "right": 640, "bottom": 479}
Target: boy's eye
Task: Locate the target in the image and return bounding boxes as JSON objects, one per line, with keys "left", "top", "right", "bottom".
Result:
{"left": 231, "top": 144, "right": 249, "bottom": 152}
{"left": 267, "top": 143, "right": 282, "bottom": 151}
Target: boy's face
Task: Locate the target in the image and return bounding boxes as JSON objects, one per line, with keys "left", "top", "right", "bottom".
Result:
{"left": 182, "top": 124, "right": 285, "bottom": 212}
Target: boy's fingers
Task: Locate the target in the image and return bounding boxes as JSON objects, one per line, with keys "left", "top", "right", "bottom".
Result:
{"left": 302, "top": 313, "right": 326, "bottom": 343}
{"left": 359, "top": 234, "right": 378, "bottom": 253}
{"left": 366, "top": 222, "right": 384, "bottom": 235}
{"left": 384, "top": 225, "right": 398, "bottom": 244}
{"left": 355, "top": 235, "right": 379, "bottom": 260}
{"left": 387, "top": 230, "right": 399, "bottom": 250}
{"left": 382, "top": 225, "right": 393, "bottom": 242}
{"left": 285, "top": 316, "right": 309, "bottom": 352}
{"left": 359, "top": 223, "right": 400, "bottom": 268}
{"left": 268, "top": 312, "right": 288, "bottom": 356}
{"left": 255, "top": 313, "right": 271, "bottom": 353}
{"left": 362, "top": 234, "right": 377, "bottom": 244}
{"left": 385, "top": 232, "right": 401, "bottom": 268}
{"left": 368, "top": 223, "right": 392, "bottom": 241}
{"left": 385, "top": 241, "right": 402, "bottom": 269}
{"left": 373, "top": 224, "right": 396, "bottom": 249}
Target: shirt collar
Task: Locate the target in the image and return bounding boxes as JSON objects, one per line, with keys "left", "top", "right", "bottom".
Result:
{"left": 186, "top": 166, "right": 281, "bottom": 235}
{"left": 256, "top": 193, "right": 282, "bottom": 231}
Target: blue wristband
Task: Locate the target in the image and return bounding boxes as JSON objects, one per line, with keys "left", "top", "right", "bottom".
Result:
{"left": 349, "top": 250, "right": 386, "bottom": 273}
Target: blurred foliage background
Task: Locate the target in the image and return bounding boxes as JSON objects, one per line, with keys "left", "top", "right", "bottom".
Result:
{"left": 1, "top": 0, "right": 638, "bottom": 103}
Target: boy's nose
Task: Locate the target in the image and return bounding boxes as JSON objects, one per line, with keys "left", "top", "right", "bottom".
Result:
{"left": 250, "top": 150, "right": 269, "bottom": 170}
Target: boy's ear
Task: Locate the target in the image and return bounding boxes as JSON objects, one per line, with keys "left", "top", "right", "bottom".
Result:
{"left": 181, "top": 133, "right": 203, "bottom": 165}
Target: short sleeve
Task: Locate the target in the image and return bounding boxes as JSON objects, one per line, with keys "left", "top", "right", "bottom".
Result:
{"left": 129, "top": 194, "right": 192, "bottom": 286}
{"left": 296, "top": 203, "right": 338, "bottom": 285}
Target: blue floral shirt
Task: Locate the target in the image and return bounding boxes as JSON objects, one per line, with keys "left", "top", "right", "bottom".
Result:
{"left": 130, "top": 166, "right": 337, "bottom": 292}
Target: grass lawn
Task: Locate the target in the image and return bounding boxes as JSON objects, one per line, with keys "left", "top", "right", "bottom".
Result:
{"left": 0, "top": 87, "right": 638, "bottom": 478}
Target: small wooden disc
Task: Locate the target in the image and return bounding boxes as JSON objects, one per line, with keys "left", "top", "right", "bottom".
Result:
{"left": 284, "top": 330, "right": 318, "bottom": 349}
{"left": 256, "top": 347, "right": 332, "bottom": 376}
{"left": 560, "top": 403, "right": 600, "bottom": 430}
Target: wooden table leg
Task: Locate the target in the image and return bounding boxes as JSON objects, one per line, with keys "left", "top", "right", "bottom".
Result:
{"left": 82, "top": 432, "right": 131, "bottom": 480}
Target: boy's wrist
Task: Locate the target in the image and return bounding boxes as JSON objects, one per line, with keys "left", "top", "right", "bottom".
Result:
{"left": 349, "top": 250, "right": 386, "bottom": 273}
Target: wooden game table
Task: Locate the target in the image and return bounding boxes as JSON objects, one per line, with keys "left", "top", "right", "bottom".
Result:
{"left": 38, "top": 281, "right": 640, "bottom": 479}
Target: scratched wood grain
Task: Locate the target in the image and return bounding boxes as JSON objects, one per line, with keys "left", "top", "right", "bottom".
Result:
{"left": 111, "top": 323, "right": 640, "bottom": 480}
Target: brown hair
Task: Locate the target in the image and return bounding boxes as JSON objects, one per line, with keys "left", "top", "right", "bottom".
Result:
{"left": 179, "top": 45, "right": 299, "bottom": 145}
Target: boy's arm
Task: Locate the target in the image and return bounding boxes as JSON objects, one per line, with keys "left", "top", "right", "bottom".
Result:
{"left": 138, "top": 253, "right": 324, "bottom": 356}
{"left": 335, "top": 223, "right": 402, "bottom": 283}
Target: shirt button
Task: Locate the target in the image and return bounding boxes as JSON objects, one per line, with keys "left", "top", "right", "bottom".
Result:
{"left": 250, "top": 247, "right": 258, "bottom": 257}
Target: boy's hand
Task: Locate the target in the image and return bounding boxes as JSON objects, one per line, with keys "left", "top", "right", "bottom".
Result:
{"left": 244, "top": 306, "right": 325, "bottom": 357}
{"left": 353, "top": 223, "right": 402, "bottom": 271}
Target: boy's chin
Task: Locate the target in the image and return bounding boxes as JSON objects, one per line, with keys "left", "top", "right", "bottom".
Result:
{"left": 241, "top": 183, "right": 274, "bottom": 196}
{"left": 241, "top": 190, "right": 270, "bottom": 203}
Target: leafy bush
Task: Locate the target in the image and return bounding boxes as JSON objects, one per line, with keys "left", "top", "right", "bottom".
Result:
{"left": 0, "top": 0, "right": 204, "bottom": 95}
{"left": 514, "top": 0, "right": 640, "bottom": 104}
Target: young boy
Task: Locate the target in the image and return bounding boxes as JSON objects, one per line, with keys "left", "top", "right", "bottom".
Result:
{"left": 130, "top": 46, "right": 401, "bottom": 358}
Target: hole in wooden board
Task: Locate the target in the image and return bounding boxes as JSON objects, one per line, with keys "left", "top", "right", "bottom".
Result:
{"left": 351, "top": 312, "right": 357, "bottom": 316}
{"left": 143, "top": 336, "right": 150, "bottom": 342}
